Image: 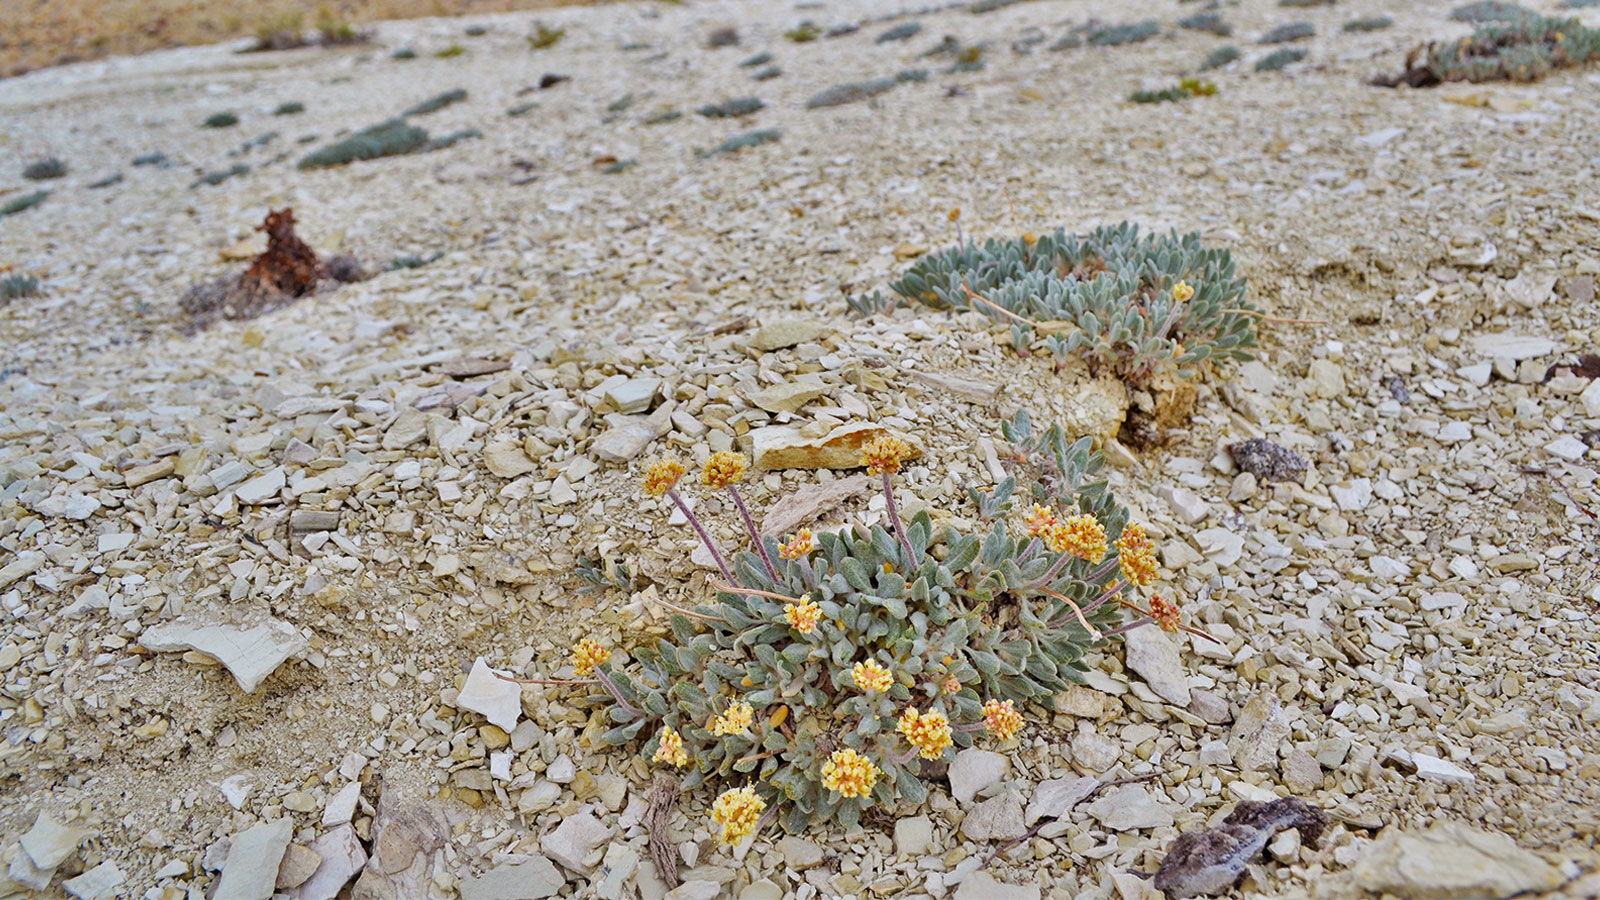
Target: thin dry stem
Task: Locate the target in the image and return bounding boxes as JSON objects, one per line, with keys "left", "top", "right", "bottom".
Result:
{"left": 1220, "top": 307, "right": 1328, "bottom": 325}
{"left": 711, "top": 581, "right": 807, "bottom": 604}
{"left": 1037, "top": 587, "right": 1104, "bottom": 639}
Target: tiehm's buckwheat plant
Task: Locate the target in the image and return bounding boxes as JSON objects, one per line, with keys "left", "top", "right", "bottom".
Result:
{"left": 848, "top": 222, "right": 1259, "bottom": 390}
{"left": 537, "top": 411, "right": 1209, "bottom": 845}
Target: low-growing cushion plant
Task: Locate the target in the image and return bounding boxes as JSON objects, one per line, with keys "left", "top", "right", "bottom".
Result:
{"left": 848, "top": 222, "right": 1259, "bottom": 389}
{"left": 520, "top": 412, "right": 1208, "bottom": 840}
{"left": 1374, "top": 15, "right": 1600, "bottom": 85}
{"left": 1256, "top": 47, "right": 1308, "bottom": 70}
{"left": 1130, "top": 77, "right": 1217, "bottom": 103}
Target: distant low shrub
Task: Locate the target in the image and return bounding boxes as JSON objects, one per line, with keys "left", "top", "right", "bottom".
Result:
{"left": 1089, "top": 21, "right": 1160, "bottom": 46}
{"left": 22, "top": 158, "right": 67, "bottom": 180}
{"left": 1256, "top": 47, "right": 1308, "bottom": 70}
{"left": 1199, "top": 45, "right": 1241, "bottom": 70}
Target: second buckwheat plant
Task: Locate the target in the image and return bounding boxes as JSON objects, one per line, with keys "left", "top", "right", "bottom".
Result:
{"left": 542, "top": 411, "right": 1207, "bottom": 844}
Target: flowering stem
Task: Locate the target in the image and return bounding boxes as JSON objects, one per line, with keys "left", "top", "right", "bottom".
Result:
{"left": 952, "top": 721, "right": 988, "bottom": 734}
{"left": 1101, "top": 616, "right": 1153, "bottom": 640}
{"left": 668, "top": 489, "right": 738, "bottom": 588}
{"left": 1016, "top": 536, "right": 1042, "bottom": 566}
{"left": 1032, "top": 548, "right": 1076, "bottom": 588}
{"left": 1084, "top": 555, "right": 1120, "bottom": 583}
{"left": 890, "top": 747, "right": 920, "bottom": 766}
{"left": 1080, "top": 579, "right": 1127, "bottom": 615}
{"left": 594, "top": 669, "right": 642, "bottom": 716}
{"left": 881, "top": 471, "right": 917, "bottom": 566}
{"left": 727, "top": 486, "right": 778, "bottom": 580}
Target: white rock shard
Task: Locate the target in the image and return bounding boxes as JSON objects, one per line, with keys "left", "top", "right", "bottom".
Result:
{"left": 139, "top": 612, "right": 307, "bottom": 693}
{"left": 457, "top": 657, "right": 522, "bottom": 732}
{"left": 215, "top": 819, "right": 294, "bottom": 900}
{"left": 288, "top": 824, "right": 367, "bottom": 900}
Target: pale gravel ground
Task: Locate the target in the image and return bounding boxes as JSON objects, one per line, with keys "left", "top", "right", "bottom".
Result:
{"left": 2, "top": 0, "right": 1600, "bottom": 897}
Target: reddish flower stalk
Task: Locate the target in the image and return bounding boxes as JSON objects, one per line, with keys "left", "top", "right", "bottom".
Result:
{"left": 880, "top": 471, "right": 917, "bottom": 566}
{"left": 667, "top": 488, "right": 739, "bottom": 588}
{"left": 726, "top": 485, "right": 778, "bottom": 580}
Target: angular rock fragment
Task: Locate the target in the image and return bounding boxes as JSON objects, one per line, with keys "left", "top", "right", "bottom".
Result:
{"left": 457, "top": 657, "right": 523, "bottom": 731}
{"left": 139, "top": 611, "right": 307, "bottom": 693}
{"left": 20, "top": 811, "right": 87, "bottom": 869}
{"left": 459, "top": 856, "right": 564, "bottom": 899}
{"left": 749, "top": 423, "right": 922, "bottom": 471}
{"left": 1349, "top": 821, "right": 1561, "bottom": 900}
{"left": 759, "top": 475, "right": 868, "bottom": 537}
{"left": 288, "top": 825, "right": 367, "bottom": 900}
{"left": 214, "top": 818, "right": 294, "bottom": 900}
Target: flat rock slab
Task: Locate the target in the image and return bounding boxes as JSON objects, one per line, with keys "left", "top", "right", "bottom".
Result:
{"left": 949, "top": 749, "right": 1008, "bottom": 805}
{"left": 139, "top": 611, "right": 307, "bottom": 693}
{"left": 1469, "top": 333, "right": 1554, "bottom": 361}
{"left": 749, "top": 319, "right": 830, "bottom": 351}
{"left": 288, "top": 825, "right": 366, "bottom": 900}
{"left": 540, "top": 811, "right": 611, "bottom": 873}
{"left": 745, "top": 379, "right": 828, "bottom": 414}
{"left": 1350, "top": 822, "right": 1562, "bottom": 900}
{"left": 458, "top": 855, "right": 564, "bottom": 900}
{"left": 21, "top": 810, "right": 87, "bottom": 869}
{"left": 1084, "top": 786, "right": 1175, "bottom": 831}
{"left": 63, "top": 862, "right": 124, "bottom": 900}
{"left": 1123, "top": 626, "right": 1191, "bottom": 705}
{"left": 955, "top": 872, "right": 1040, "bottom": 900}
{"left": 760, "top": 474, "right": 869, "bottom": 537}
{"left": 749, "top": 422, "right": 922, "bottom": 471}
{"left": 215, "top": 818, "right": 293, "bottom": 900}
{"left": 1230, "top": 691, "right": 1291, "bottom": 773}
{"left": 960, "top": 794, "right": 1027, "bottom": 841}
{"left": 1026, "top": 776, "right": 1099, "bottom": 825}
{"left": 457, "top": 657, "right": 522, "bottom": 732}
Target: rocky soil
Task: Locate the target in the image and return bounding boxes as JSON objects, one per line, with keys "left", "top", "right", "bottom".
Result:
{"left": 2, "top": 0, "right": 1598, "bottom": 898}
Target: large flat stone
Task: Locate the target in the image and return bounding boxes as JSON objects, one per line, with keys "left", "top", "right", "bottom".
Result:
{"left": 749, "top": 423, "right": 922, "bottom": 471}
{"left": 139, "top": 611, "right": 307, "bottom": 693}
{"left": 457, "top": 657, "right": 522, "bottom": 732}
{"left": 1350, "top": 822, "right": 1562, "bottom": 900}
{"left": 214, "top": 818, "right": 293, "bottom": 900}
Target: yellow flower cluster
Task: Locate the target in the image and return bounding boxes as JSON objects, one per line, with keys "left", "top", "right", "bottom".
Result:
{"left": 1172, "top": 280, "right": 1195, "bottom": 303}
{"left": 859, "top": 434, "right": 913, "bottom": 475}
{"left": 779, "top": 528, "right": 817, "bottom": 560}
{"left": 897, "top": 707, "right": 953, "bottom": 760}
{"left": 1115, "top": 524, "right": 1159, "bottom": 587}
{"left": 1149, "top": 594, "right": 1181, "bottom": 632}
{"left": 701, "top": 451, "right": 748, "bottom": 490}
{"left": 711, "top": 786, "right": 766, "bottom": 845}
{"left": 943, "top": 674, "right": 962, "bottom": 695}
{"left": 1023, "top": 504, "right": 1058, "bottom": 538}
{"left": 1043, "top": 513, "right": 1107, "bottom": 563}
{"left": 852, "top": 659, "right": 893, "bottom": 693}
{"left": 569, "top": 639, "right": 610, "bottom": 677}
{"left": 784, "top": 600, "right": 822, "bottom": 634}
{"left": 982, "top": 699, "right": 1025, "bottom": 741}
{"left": 642, "top": 459, "right": 686, "bottom": 497}
{"left": 821, "top": 748, "right": 879, "bottom": 799}
{"left": 653, "top": 726, "right": 688, "bottom": 767}
{"left": 710, "top": 700, "right": 754, "bottom": 736}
